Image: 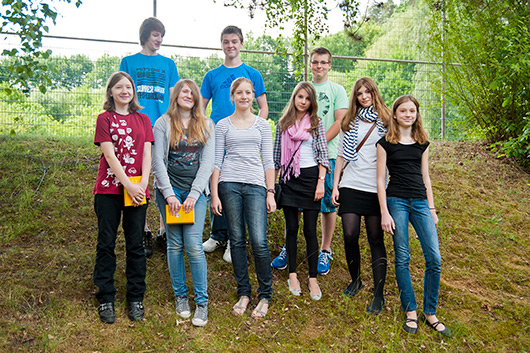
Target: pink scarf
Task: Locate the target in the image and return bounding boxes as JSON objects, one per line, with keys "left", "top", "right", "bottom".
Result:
{"left": 281, "top": 113, "right": 311, "bottom": 182}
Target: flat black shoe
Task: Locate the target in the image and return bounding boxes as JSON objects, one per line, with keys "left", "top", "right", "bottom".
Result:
{"left": 156, "top": 229, "right": 167, "bottom": 251}
{"left": 403, "top": 317, "right": 418, "bottom": 334}
{"left": 143, "top": 229, "right": 153, "bottom": 258}
{"left": 420, "top": 313, "right": 452, "bottom": 337}
{"left": 98, "top": 302, "right": 115, "bottom": 324}
{"left": 128, "top": 301, "right": 145, "bottom": 321}
{"left": 343, "top": 280, "right": 363, "bottom": 298}
{"left": 366, "top": 297, "right": 385, "bottom": 315}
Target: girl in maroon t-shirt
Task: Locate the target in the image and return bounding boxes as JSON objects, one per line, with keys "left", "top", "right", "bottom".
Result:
{"left": 92, "top": 72, "right": 154, "bottom": 324}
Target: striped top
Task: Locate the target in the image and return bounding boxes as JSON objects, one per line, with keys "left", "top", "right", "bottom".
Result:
{"left": 214, "top": 115, "right": 274, "bottom": 188}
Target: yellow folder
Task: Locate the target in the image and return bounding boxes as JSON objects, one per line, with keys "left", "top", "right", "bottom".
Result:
{"left": 166, "top": 205, "right": 195, "bottom": 224}
{"left": 123, "top": 176, "right": 147, "bottom": 207}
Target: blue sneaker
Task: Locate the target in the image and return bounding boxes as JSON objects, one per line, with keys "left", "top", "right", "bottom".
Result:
{"left": 317, "top": 250, "right": 333, "bottom": 275}
{"left": 271, "top": 246, "right": 288, "bottom": 270}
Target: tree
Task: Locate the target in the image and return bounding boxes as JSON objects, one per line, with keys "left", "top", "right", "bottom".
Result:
{"left": 426, "top": 0, "right": 530, "bottom": 165}
{"left": 84, "top": 54, "right": 121, "bottom": 89}
{"left": 1, "top": 0, "right": 82, "bottom": 94}
{"left": 366, "top": 0, "right": 397, "bottom": 24}
{"left": 223, "top": 0, "right": 361, "bottom": 73}
{"left": 241, "top": 34, "right": 296, "bottom": 120}
{"left": 41, "top": 54, "right": 94, "bottom": 90}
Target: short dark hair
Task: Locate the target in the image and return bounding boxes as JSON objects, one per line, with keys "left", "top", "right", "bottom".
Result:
{"left": 310, "top": 47, "right": 332, "bottom": 62}
{"left": 221, "top": 25, "right": 243, "bottom": 43}
{"left": 139, "top": 17, "right": 165, "bottom": 46}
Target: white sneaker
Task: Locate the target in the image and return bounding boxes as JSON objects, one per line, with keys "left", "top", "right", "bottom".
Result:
{"left": 202, "top": 237, "right": 224, "bottom": 253}
{"left": 223, "top": 241, "right": 232, "bottom": 263}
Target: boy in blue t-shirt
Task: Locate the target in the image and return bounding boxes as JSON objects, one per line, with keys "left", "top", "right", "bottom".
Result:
{"left": 200, "top": 25, "right": 268, "bottom": 263}
{"left": 120, "top": 17, "right": 179, "bottom": 257}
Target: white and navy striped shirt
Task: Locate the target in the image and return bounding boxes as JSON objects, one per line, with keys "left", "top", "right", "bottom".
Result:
{"left": 214, "top": 116, "right": 274, "bottom": 188}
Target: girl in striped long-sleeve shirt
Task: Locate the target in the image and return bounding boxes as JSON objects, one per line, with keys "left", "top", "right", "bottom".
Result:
{"left": 210, "top": 77, "right": 276, "bottom": 319}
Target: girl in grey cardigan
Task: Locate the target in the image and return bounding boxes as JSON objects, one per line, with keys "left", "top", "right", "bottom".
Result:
{"left": 152, "top": 79, "right": 215, "bottom": 327}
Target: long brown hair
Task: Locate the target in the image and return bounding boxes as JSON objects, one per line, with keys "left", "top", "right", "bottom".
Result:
{"left": 102, "top": 71, "right": 142, "bottom": 113}
{"left": 166, "top": 79, "right": 210, "bottom": 148}
{"left": 279, "top": 81, "right": 320, "bottom": 134}
{"left": 385, "top": 95, "right": 428, "bottom": 145}
{"left": 342, "top": 77, "right": 390, "bottom": 132}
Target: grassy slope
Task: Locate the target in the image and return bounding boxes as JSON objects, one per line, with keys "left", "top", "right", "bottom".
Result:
{"left": 0, "top": 135, "right": 529, "bottom": 352}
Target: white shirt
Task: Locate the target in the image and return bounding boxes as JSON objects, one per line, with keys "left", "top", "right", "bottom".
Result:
{"left": 337, "top": 120, "right": 381, "bottom": 193}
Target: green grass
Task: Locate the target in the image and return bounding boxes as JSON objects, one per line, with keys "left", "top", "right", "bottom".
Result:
{"left": 0, "top": 135, "right": 529, "bottom": 352}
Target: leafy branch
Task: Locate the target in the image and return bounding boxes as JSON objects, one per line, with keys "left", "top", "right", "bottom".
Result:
{"left": 222, "top": 0, "right": 360, "bottom": 76}
{"left": 1, "top": 0, "right": 82, "bottom": 95}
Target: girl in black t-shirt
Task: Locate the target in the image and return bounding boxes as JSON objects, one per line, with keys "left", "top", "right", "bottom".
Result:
{"left": 376, "top": 95, "right": 452, "bottom": 337}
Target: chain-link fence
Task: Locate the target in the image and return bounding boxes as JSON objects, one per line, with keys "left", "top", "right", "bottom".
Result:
{"left": 0, "top": 31, "right": 463, "bottom": 139}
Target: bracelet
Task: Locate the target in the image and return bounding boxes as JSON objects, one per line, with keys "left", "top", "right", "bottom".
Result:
{"left": 267, "top": 188, "right": 275, "bottom": 194}
{"left": 429, "top": 207, "right": 436, "bottom": 210}
{"left": 318, "top": 176, "right": 325, "bottom": 180}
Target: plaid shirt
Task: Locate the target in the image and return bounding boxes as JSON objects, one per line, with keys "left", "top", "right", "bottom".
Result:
{"left": 273, "top": 119, "right": 331, "bottom": 174}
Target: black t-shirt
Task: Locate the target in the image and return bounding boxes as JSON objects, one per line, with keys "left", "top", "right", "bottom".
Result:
{"left": 377, "top": 138, "right": 429, "bottom": 199}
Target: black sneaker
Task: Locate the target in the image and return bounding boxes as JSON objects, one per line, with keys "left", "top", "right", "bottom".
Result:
{"left": 98, "top": 302, "right": 115, "bottom": 324}
{"left": 128, "top": 301, "right": 145, "bottom": 321}
{"left": 156, "top": 229, "right": 167, "bottom": 252}
{"left": 143, "top": 228, "right": 153, "bottom": 258}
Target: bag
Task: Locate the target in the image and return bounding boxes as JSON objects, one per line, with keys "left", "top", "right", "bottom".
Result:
{"left": 275, "top": 140, "right": 302, "bottom": 210}
{"left": 274, "top": 182, "right": 282, "bottom": 207}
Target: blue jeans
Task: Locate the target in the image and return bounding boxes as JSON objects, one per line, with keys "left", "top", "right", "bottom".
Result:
{"left": 156, "top": 188, "right": 208, "bottom": 304}
{"left": 320, "top": 159, "right": 337, "bottom": 213}
{"left": 387, "top": 197, "right": 441, "bottom": 315}
{"left": 208, "top": 196, "right": 229, "bottom": 243}
{"left": 218, "top": 182, "right": 272, "bottom": 301}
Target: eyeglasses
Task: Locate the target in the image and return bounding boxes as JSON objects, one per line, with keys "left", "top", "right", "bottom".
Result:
{"left": 310, "top": 61, "right": 330, "bottom": 66}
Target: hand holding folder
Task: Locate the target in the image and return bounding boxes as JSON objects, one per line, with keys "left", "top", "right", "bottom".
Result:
{"left": 166, "top": 205, "right": 195, "bottom": 224}
{"left": 124, "top": 176, "right": 147, "bottom": 207}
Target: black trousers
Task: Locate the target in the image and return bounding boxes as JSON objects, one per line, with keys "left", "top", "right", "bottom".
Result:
{"left": 93, "top": 194, "right": 147, "bottom": 304}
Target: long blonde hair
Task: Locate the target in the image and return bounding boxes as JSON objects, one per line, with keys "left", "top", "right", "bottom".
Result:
{"left": 279, "top": 81, "right": 319, "bottom": 134}
{"left": 342, "top": 77, "right": 390, "bottom": 132}
{"left": 385, "top": 95, "right": 428, "bottom": 145}
{"left": 166, "top": 79, "right": 210, "bottom": 148}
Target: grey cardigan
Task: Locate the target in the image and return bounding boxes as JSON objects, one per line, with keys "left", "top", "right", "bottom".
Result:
{"left": 152, "top": 114, "right": 215, "bottom": 201}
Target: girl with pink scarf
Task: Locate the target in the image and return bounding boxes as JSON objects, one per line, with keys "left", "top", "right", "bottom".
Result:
{"left": 272, "top": 82, "right": 330, "bottom": 300}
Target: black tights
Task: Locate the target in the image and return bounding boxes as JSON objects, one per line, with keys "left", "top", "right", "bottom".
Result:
{"left": 342, "top": 213, "right": 387, "bottom": 299}
{"left": 283, "top": 206, "right": 319, "bottom": 278}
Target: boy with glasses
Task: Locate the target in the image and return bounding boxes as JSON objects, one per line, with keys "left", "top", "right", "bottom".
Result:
{"left": 272, "top": 47, "right": 348, "bottom": 276}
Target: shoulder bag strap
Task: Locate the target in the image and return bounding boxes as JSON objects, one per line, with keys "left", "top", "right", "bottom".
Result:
{"left": 339, "top": 121, "right": 378, "bottom": 183}
{"left": 356, "top": 121, "right": 377, "bottom": 153}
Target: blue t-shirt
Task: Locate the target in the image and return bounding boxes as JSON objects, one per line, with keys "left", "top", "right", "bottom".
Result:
{"left": 200, "top": 63, "right": 266, "bottom": 124}
{"left": 120, "top": 53, "right": 179, "bottom": 126}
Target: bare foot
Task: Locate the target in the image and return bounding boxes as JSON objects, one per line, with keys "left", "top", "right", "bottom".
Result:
{"left": 405, "top": 311, "right": 418, "bottom": 329}
{"left": 251, "top": 299, "right": 269, "bottom": 319}
{"left": 424, "top": 314, "right": 446, "bottom": 331}
{"left": 288, "top": 273, "right": 301, "bottom": 291}
{"left": 232, "top": 296, "right": 250, "bottom": 316}
{"left": 308, "top": 277, "right": 320, "bottom": 295}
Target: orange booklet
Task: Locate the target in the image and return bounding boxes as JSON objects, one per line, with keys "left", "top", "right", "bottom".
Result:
{"left": 123, "top": 176, "right": 147, "bottom": 207}
{"left": 166, "top": 205, "right": 195, "bottom": 224}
